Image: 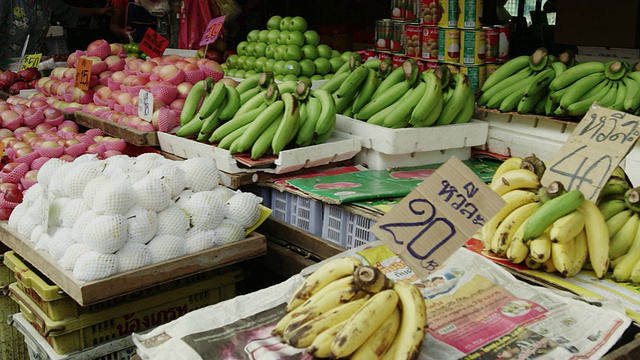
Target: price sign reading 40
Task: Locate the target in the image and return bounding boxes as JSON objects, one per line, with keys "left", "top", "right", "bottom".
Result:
{"left": 371, "top": 157, "right": 505, "bottom": 279}
{"left": 541, "top": 105, "right": 640, "bottom": 202}
{"left": 199, "top": 15, "right": 227, "bottom": 47}
{"left": 75, "top": 57, "right": 93, "bottom": 91}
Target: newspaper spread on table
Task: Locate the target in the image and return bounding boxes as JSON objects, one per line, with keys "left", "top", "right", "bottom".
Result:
{"left": 132, "top": 242, "right": 631, "bottom": 360}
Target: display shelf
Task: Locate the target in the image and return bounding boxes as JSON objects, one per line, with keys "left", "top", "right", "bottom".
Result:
{"left": 0, "top": 223, "right": 266, "bottom": 306}
{"left": 73, "top": 111, "right": 160, "bottom": 147}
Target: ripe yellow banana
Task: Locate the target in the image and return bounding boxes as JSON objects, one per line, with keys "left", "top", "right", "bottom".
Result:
{"left": 490, "top": 202, "right": 540, "bottom": 256}
{"left": 380, "top": 282, "right": 426, "bottom": 360}
{"left": 609, "top": 212, "right": 640, "bottom": 260}
{"left": 549, "top": 209, "right": 585, "bottom": 244}
{"left": 491, "top": 157, "right": 523, "bottom": 184}
{"left": 612, "top": 223, "right": 640, "bottom": 282}
{"left": 490, "top": 169, "right": 540, "bottom": 196}
{"left": 529, "top": 232, "right": 552, "bottom": 263}
{"left": 307, "top": 320, "right": 347, "bottom": 358}
{"left": 506, "top": 221, "right": 530, "bottom": 264}
{"left": 541, "top": 256, "right": 557, "bottom": 273}
{"left": 351, "top": 307, "right": 401, "bottom": 360}
{"left": 286, "top": 256, "right": 362, "bottom": 313}
{"left": 331, "top": 289, "right": 399, "bottom": 358}
{"left": 480, "top": 189, "right": 540, "bottom": 249}
{"left": 628, "top": 257, "right": 640, "bottom": 284}
{"left": 565, "top": 229, "right": 589, "bottom": 277}
{"left": 606, "top": 209, "right": 634, "bottom": 239}
{"left": 524, "top": 256, "right": 543, "bottom": 269}
{"left": 578, "top": 199, "right": 610, "bottom": 279}
{"left": 551, "top": 237, "right": 576, "bottom": 277}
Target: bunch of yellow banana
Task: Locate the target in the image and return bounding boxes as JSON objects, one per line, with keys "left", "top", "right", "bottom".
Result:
{"left": 177, "top": 73, "right": 338, "bottom": 160}
{"left": 274, "top": 256, "right": 427, "bottom": 359}
{"left": 319, "top": 58, "right": 474, "bottom": 128}
{"left": 482, "top": 156, "right": 616, "bottom": 279}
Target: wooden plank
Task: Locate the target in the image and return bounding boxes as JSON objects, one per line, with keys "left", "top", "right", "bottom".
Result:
{"left": 0, "top": 223, "right": 267, "bottom": 306}
{"left": 258, "top": 217, "right": 345, "bottom": 260}
{"left": 258, "top": 241, "right": 317, "bottom": 279}
{"left": 73, "top": 111, "right": 160, "bottom": 146}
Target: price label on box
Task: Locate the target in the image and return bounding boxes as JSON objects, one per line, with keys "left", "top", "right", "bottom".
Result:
{"left": 139, "top": 28, "right": 169, "bottom": 59}
{"left": 20, "top": 53, "right": 42, "bottom": 70}
{"left": 542, "top": 104, "right": 640, "bottom": 201}
{"left": 199, "top": 15, "right": 226, "bottom": 47}
{"left": 371, "top": 156, "right": 505, "bottom": 279}
{"left": 138, "top": 89, "right": 154, "bottom": 122}
{"left": 75, "top": 58, "right": 93, "bottom": 91}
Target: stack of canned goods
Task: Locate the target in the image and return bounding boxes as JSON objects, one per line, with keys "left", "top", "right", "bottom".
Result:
{"left": 373, "top": 0, "right": 512, "bottom": 92}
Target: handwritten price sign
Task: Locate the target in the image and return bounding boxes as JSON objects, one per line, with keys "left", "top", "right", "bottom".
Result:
{"left": 138, "top": 89, "right": 154, "bottom": 122}
{"left": 371, "top": 157, "right": 505, "bottom": 279}
{"left": 541, "top": 105, "right": 640, "bottom": 201}
{"left": 199, "top": 15, "right": 226, "bottom": 47}
{"left": 75, "top": 58, "right": 93, "bottom": 91}
{"left": 20, "top": 53, "right": 42, "bottom": 70}
{"left": 139, "top": 28, "right": 169, "bottom": 59}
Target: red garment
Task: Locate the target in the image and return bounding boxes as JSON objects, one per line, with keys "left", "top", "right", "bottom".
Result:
{"left": 179, "top": 0, "right": 219, "bottom": 50}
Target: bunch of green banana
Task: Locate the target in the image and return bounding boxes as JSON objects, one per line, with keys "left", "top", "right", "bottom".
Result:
{"left": 274, "top": 256, "right": 427, "bottom": 359}
{"left": 478, "top": 48, "right": 559, "bottom": 115}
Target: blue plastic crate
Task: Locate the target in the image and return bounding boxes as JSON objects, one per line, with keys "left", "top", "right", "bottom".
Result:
{"left": 289, "top": 195, "right": 324, "bottom": 236}
{"left": 321, "top": 204, "right": 348, "bottom": 248}
{"left": 270, "top": 191, "right": 290, "bottom": 223}
{"left": 345, "top": 212, "right": 378, "bottom": 249}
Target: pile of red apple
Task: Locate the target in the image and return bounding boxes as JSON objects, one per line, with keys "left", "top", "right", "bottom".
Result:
{"left": 30, "top": 39, "right": 227, "bottom": 133}
{"left": 0, "top": 97, "right": 128, "bottom": 220}
{"left": 0, "top": 68, "right": 42, "bottom": 95}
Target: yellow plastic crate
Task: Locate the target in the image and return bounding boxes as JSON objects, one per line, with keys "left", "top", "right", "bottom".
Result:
{"left": 8, "top": 266, "right": 241, "bottom": 355}
{"left": 1, "top": 255, "right": 29, "bottom": 360}
{"left": 3, "top": 251, "right": 237, "bottom": 322}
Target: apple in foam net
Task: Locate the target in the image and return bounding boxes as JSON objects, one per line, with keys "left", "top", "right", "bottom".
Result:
{"left": 157, "top": 64, "right": 180, "bottom": 81}
{"left": 96, "top": 86, "right": 112, "bottom": 101}
{"left": 29, "top": 99, "right": 48, "bottom": 109}
{"left": 63, "top": 67, "right": 76, "bottom": 79}
{"left": 43, "top": 107, "right": 63, "bottom": 120}
{"left": 116, "top": 92, "right": 132, "bottom": 106}
{"left": 0, "top": 129, "right": 14, "bottom": 140}
{"left": 139, "top": 60, "right": 157, "bottom": 74}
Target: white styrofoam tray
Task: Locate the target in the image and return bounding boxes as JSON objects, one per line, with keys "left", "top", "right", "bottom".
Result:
{"left": 355, "top": 147, "right": 471, "bottom": 170}
{"left": 157, "top": 131, "right": 361, "bottom": 175}
{"left": 335, "top": 115, "right": 488, "bottom": 155}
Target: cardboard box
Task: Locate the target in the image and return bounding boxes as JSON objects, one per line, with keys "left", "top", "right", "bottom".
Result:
{"left": 157, "top": 131, "right": 361, "bottom": 174}
{"left": 555, "top": 0, "right": 640, "bottom": 48}
{"left": 624, "top": 143, "right": 640, "bottom": 187}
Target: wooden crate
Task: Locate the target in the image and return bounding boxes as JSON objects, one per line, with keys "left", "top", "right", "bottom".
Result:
{"left": 73, "top": 111, "right": 160, "bottom": 146}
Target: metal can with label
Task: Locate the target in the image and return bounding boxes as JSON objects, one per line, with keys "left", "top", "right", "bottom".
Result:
{"left": 390, "top": 21, "right": 406, "bottom": 53}
{"left": 460, "top": 65, "right": 485, "bottom": 92}
{"left": 392, "top": 54, "right": 407, "bottom": 69}
{"left": 497, "top": 25, "right": 511, "bottom": 62}
{"left": 461, "top": 29, "right": 486, "bottom": 65}
{"left": 445, "top": 63, "right": 460, "bottom": 75}
{"left": 375, "top": 19, "right": 392, "bottom": 51}
{"left": 421, "top": 26, "right": 439, "bottom": 59}
{"left": 458, "top": 0, "right": 483, "bottom": 28}
{"left": 484, "top": 27, "right": 499, "bottom": 63}
{"left": 424, "top": 61, "right": 440, "bottom": 71}
{"left": 405, "top": 24, "right": 422, "bottom": 57}
{"left": 437, "top": 27, "right": 460, "bottom": 63}
{"left": 392, "top": 0, "right": 406, "bottom": 20}
{"left": 485, "top": 63, "right": 501, "bottom": 80}
{"left": 378, "top": 52, "right": 392, "bottom": 63}
{"left": 438, "top": 0, "right": 459, "bottom": 28}
{"left": 405, "top": 0, "right": 419, "bottom": 22}
{"left": 420, "top": 0, "right": 440, "bottom": 25}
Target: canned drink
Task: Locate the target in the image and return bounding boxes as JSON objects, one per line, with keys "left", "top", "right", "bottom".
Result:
{"left": 405, "top": 25, "right": 422, "bottom": 57}
{"left": 420, "top": 0, "right": 440, "bottom": 25}
{"left": 392, "top": 54, "right": 406, "bottom": 69}
{"left": 457, "top": 0, "right": 483, "bottom": 28}
{"left": 421, "top": 26, "right": 439, "bottom": 59}
{"left": 461, "top": 29, "right": 486, "bottom": 65}
{"left": 437, "top": 28, "right": 460, "bottom": 63}
{"left": 445, "top": 63, "right": 460, "bottom": 75}
{"left": 375, "top": 19, "right": 392, "bottom": 51}
{"left": 392, "top": 0, "right": 406, "bottom": 20}
{"left": 460, "top": 65, "right": 485, "bottom": 92}
{"left": 405, "top": 0, "right": 419, "bottom": 22}
{"left": 484, "top": 27, "right": 499, "bottom": 63}
{"left": 485, "top": 63, "right": 501, "bottom": 79}
{"left": 438, "top": 0, "right": 459, "bottom": 28}
{"left": 498, "top": 25, "right": 510, "bottom": 62}
{"left": 390, "top": 21, "right": 406, "bottom": 53}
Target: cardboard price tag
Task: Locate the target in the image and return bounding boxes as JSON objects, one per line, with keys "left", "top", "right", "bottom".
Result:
{"left": 74, "top": 58, "right": 93, "bottom": 91}
{"left": 139, "top": 28, "right": 169, "bottom": 59}
{"left": 20, "top": 53, "right": 42, "bottom": 70}
{"left": 199, "top": 15, "right": 226, "bottom": 47}
{"left": 138, "top": 89, "right": 153, "bottom": 122}
{"left": 371, "top": 156, "right": 505, "bottom": 279}
{"left": 541, "top": 104, "right": 640, "bottom": 201}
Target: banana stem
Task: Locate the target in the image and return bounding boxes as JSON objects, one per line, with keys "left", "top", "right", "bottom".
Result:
{"left": 378, "top": 58, "right": 392, "bottom": 79}
{"left": 264, "top": 83, "right": 280, "bottom": 105}
{"left": 547, "top": 181, "right": 567, "bottom": 198}
{"left": 294, "top": 81, "right": 310, "bottom": 101}
{"left": 558, "top": 50, "right": 576, "bottom": 68}
{"left": 529, "top": 48, "right": 550, "bottom": 71}
{"left": 402, "top": 59, "right": 420, "bottom": 86}
{"left": 259, "top": 72, "right": 274, "bottom": 88}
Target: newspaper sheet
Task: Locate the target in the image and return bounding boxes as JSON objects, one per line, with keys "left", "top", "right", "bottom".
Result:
{"left": 133, "top": 243, "right": 631, "bottom": 360}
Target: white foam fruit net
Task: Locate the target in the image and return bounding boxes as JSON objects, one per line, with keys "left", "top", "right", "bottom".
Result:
{"left": 116, "top": 242, "right": 153, "bottom": 272}
{"left": 133, "top": 176, "right": 173, "bottom": 212}
{"left": 83, "top": 214, "right": 128, "bottom": 254}
{"left": 59, "top": 243, "right": 90, "bottom": 270}
{"left": 225, "top": 192, "right": 262, "bottom": 229}
{"left": 147, "top": 235, "right": 185, "bottom": 263}
{"left": 185, "top": 228, "right": 216, "bottom": 254}
{"left": 48, "top": 227, "right": 75, "bottom": 261}
{"left": 63, "top": 161, "right": 103, "bottom": 198}
{"left": 60, "top": 198, "right": 90, "bottom": 228}
{"left": 83, "top": 176, "right": 110, "bottom": 209}
{"left": 148, "top": 163, "right": 187, "bottom": 198}
{"left": 181, "top": 191, "right": 226, "bottom": 230}
{"left": 125, "top": 205, "right": 158, "bottom": 244}
{"left": 173, "top": 188, "right": 194, "bottom": 208}
{"left": 73, "top": 251, "right": 119, "bottom": 281}
{"left": 92, "top": 178, "right": 137, "bottom": 215}
{"left": 72, "top": 210, "right": 98, "bottom": 243}
{"left": 155, "top": 206, "right": 190, "bottom": 237}
{"left": 179, "top": 157, "right": 220, "bottom": 192}
{"left": 214, "top": 219, "right": 246, "bottom": 245}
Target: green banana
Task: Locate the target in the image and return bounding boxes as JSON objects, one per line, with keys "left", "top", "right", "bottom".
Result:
{"left": 296, "top": 97, "right": 322, "bottom": 146}
{"left": 367, "top": 100, "right": 400, "bottom": 126}
{"left": 351, "top": 68, "right": 379, "bottom": 114}
{"left": 362, "top": 58, "right": 382, "bottom": 70}
{"left": 549, "top": 61, "right": 606, "bottom": 91}
{"left": 197, "top": 81, "right": 227, "bottom": 118}
{"left": 623, "top": 74, "right": 640, "bottom": 112}
{"left": 314, "top": 117, "right": 336, "bottom": 144}
{"left": 335, "top": 66, "right": 369, "bottom": 99}
{"left": 597, "top": 80, "right": 619, "bottom": 108}
{"left": 534, "top": 90, "right": 548, "bottom": 114}
{"left": 521, "top": 190, "right": 585, "bottom": 242}
{"left": 499, "top": 82, "right": 529, "bottom": 112}
{"left": 607, "top": 208, "right": 634, "bottom": 238}
{"left": 609, "top": 212, "right": 639, "bottom": 260}
{"left": 523, "top": 68, "right": 555, "bottom": 97}
{"left": 235, "top": 89, "right": 267, "bottom": 118}
{"left": 235, "top": 73, "right": 262, "bottom": 94}
{"left": 272, "top": 93, "right": 301, "bottom": 154}
{"left": 235, "top": 100, "right": 285, "bottom": 153}
{"left": 517, "top": 88, "right": 547, "bottom": 114}
{"left": 559, "top": 72, "right": 607, "bottom": 109}
{"left": 217, "top": 122, "right": 251, "bottom": 150}
{"left": 312, "top": 89, "right": 337, "bottom": 135}
{"left": 544, "top": 95, "right": 560, "bottom": 116}
{"left": 318, "top": 72, "right": 350, "bottom": 93}
{"left": 333, "top": 61, "right": 352, "bottom": 77}
{"left": 370, "top": 66, "right": 406, "bottom": 101}
{"left": 409, "top": 71, "right": 442, "bottom": 125}
{"left": 625, "top": 187, "right": 640, "bottom": 213}
{"left": 600, "top": 176, "right": 632, "bottom": 199}
{"left": 604, "top": 59, "right": 630, "bottom": 81}
{"left": 383, "top": 81, "right": 427, "bottom": 128}
{"left": 209, "top": 104, "right": 267, "bottom": 143}
{"left": 611, "top": 80, "right": 627, "bottom": 111}
{"left": 251, "top": 115, "right": 282, "bottom": 160}
{"left": 438, "top": 74, "right": 471, "bottom": 125}
{"left": 179, "top": 78, "right": 209, "bottom": 126}
{"left": 551, "top": 61, "right": 567, "bottom": 77}
{"left": 485, "top": 74, "right": 534, "bottom": 109}
{"left": 477, "top": 68, "right": 532, "bottom": 107}
{"left": 356, "top": 80, "right": 411, "bottom": 120}
{"left": 481, "top": 55, "right": 530, "bottom": 92}
{"left": 564, "top": 80, "right": 612, "bottom": 117}
{"left": 239, "top": 86, "right": 261, "bottom": 106}
{"left": 278, "top": 80, "right": 299, "bottom": 94}
{"left": 176, "top": 113, "right": 207, "bottom": 137}
{"left": 451, "top": 92, "right": 475, "bottom": 124}
{"left": 333, "top": 91, "right": 356, "bottom": 115}
{"left": 196, "top": 107, "right": 222, "bottom": 141}
{"left": 218, "top": 84, "right": 241, "bottom": 120}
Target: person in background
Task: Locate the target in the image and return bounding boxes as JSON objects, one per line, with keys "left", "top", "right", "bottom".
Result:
{"left": 62, "top": 0, "right": 113, "bottom": 53}
{"left": 496, "top": 0, "right": 513, "bottom": 25}
{"left": 0, "top": 0, "right": 112, "bottom": 63}
{"left": 109, "top": 0, "right": 157, "bottom": 43}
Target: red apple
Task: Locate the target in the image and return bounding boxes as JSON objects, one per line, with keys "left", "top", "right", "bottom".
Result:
{"left": 157, "top": 65, "right": 180, "bottom": 81}
{"left": 110, "top": 70, "right": 127, "bottom": 83}
{"left": 29, "top": 99, "right": 48, "bottom": 109}
{"left": 15, "top": 146, "right": 35, "bottom": 158}
{"left": 2, "top": 186, "right": 23, "bottom": 203}
{"left": 63, "top": 67, "right": 76, "bottom": 79}
{"left": 0, "top": 129, "right": 14, "bottom": 139}
{"left": 96, "top": 86, "right": 112, "bottom": 101}
{"left": 23, "top": 169, "right": 38, "bottom": 182}
{"left": 43, "top": 107, "right": 63, "bottom": 120}
{"left": 130, "top": 75, "right": 150, "bottom": 86}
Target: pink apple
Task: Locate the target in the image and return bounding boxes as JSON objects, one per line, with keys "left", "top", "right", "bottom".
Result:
{"left": 19, "top": 131, "right": 38, "bottom": 142}
{"left": 169, "top": 98, "right": 184, "bottom": 111}
{"left": 105, "top": 55, "right": 122, "bottom": 67}
{"left": 51, "top": 67, "right": 67, "bottom": 79}
{"left": 11, "top": 104, "right": 28, "bottom": 115}
{"left": 23, "top": 169, "right": 38, "bottom": 182}
{"left": 29, "top": 99, "right": 48, "bottom": 109}
{"left": 122, "top": 75, "right": 137, "bottom": 86}
{"left": 63, "top": 67, "right": 76, "bottom": 79}
{"left": 39, "top": 140, "right": 60, "bottom": 149}
{"left": 43, "top": 79, "right": 57, "bottom": 94}
{"left": 110, "top": 71, "right": 127, "bottom": 83}
{"left": 126, "top": 58, "right": 144, "bottom": 72}
{"left": 110, "top": 43, "right": 125, "bottom": 55}
{"left": 139, "top": 61, "right": 157, "bottom": 74}
{"left": 34, "top": 123, "right": 54, "bottom": 134}
{"left": 162, "top": 55, "right": 182, "bottom": 64}
{"left": 36, "top": 77, "right": 50, "bottom": 88}
{"left": 0, "top": 129, "right": 14, "bottom": 139}
{"left": 131, "top": 75, "right": 150, "bottom": 86}
{"left": 136, "top": 121, "right": 155, "bottom": 132}
{"left": 58, "top": 154, "right": 75, "bottom": 162}
{"left": 157, "top": 65, "right": 180, "bottom": 81}
{"left": 43, "top": 107, "right": 63, "bottom": 120}
{"left": 70, "top": 87, "right": 88, "bottom": 102}
{"left": 1, "top": 110, "right": 20, "bottom": 123}
{"left": 115, "top": 92, "right": 132, "bottom": 106}
{"left": 15, "top": 146, "right": 35, "bottom": 158}
{"left": 96, "top": 86, "right": 112, "bottom": 101}
{"left": 65, "top": 138, "right": 81, "bottom": 147}
{"left": 176, "top": 82, "right": 193, "bottom": 97}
